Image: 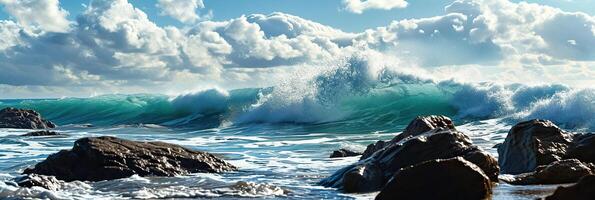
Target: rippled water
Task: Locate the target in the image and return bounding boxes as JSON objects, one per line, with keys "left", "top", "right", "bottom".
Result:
{"left": 0, "top": 118, "right": 566, "bottom": 200}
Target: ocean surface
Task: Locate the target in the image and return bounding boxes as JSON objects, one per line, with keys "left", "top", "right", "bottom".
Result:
{"left": 0, "top": 59, "right": 593, "bottom": 199}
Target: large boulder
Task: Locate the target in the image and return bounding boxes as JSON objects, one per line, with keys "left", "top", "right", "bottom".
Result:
{"left": 375, "top": 157, "right": 492, "bottom": 200}
{"left": 24, "top": 136, "right": 237, "bottom": 182}
{"left": 502, "top": 159, "right": 595, "bottom": 185}
{"left": 330, "top": 148, "right": 362, "bottom": 158}
{"left": 565, "top": 133, "right": 595, "bottom": 164}
{"left": 360, "top": 115, "right": 456, "bottom": 160}
{"left": 0, "top": 107, "right": 56, "bottom": 129}
{"left": 543, "top": 175, "right": 595, "bottom": 200}
{"left": 498, "top": 119, "right": 574, "bottom": 174}
{"left": 319, "top": 128, "right": 499, "bottom": 193}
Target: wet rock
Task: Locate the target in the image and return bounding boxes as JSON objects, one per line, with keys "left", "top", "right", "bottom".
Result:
{"left": 543, "top": 175, "right": 595, "bottom": 200}
{"left": 21, "top": 130, "right": 61, "bottom": 137}
{"left": 376, "top": 157, "right": 492, "bottom": 200}
{"left": 319, "top": 128, "right": 498, "bottom": 193}
{"left": 498, "top": 119, "right": 574, "bottom": 174}
{"left": 24, "top": 136, "right": 237, "bottom": 182}
{"left": 330, "top": 149, "right": 362, "bottom": 158}
{"left": 14, "top": 174, "right": 62, "bottom": 190}
{"left": 565, "top": 133, "right": 595, "bottom": 164}
{"left": 0, "top": 107, "right": 56, "bottom": 129}
{"left": 360, "top": 115, "right": 456, "bottom": 160}
{"left": 502, "top": 159, "right": 595, "bottom": 185}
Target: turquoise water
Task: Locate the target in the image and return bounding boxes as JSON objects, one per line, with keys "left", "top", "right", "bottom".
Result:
{"left": 0, "top": 61, "right": 592, "bottom": 199}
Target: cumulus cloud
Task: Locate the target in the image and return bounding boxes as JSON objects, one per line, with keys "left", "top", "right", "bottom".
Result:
{"left": 0, "top": 0, "right": 70, "bottom": 32}
{"left": 342, "top": 0, "right": 408, "bottom": 14}
{"left": 156, "top": 0, "right": 206, "bottom": 23}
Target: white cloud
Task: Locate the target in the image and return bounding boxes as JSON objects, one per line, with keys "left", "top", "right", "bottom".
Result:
{"left": 0, "top": 0, "right": 70, "bottom": 32}
{"left": 156, "top": 0, "right": 206, "bottom": 23}
{"left": 342, "top": 0, "right": 408, "bottom": 14}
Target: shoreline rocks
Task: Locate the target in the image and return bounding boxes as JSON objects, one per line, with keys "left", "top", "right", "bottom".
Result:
{"left": 376, "top": 157, "right": 492, "bottom": 200}
{"left": 497, "top": 119, "right": 574, "bottom": 174}
{"left": 330, "top": 149, "right": 362, "bottom": 158}
{"left": 24, "top": 136, "right": 237, "bottom": 182}
{"left": 0, "top": 107, "right": 56, "bottom": 129}
{"left": 502, "top": 159, "right": 595, "bottom": 185}
{"left": 14, "top": 174, "right": 63, "bottom": 190}
{"left": 319, "top": 116, "right": 498, "bottom": 193}
{"left": 21, "top": 130, "right": 61, "bottom": 137}
{"left": 543, "top": 175, "right": 595, "bottom": 200}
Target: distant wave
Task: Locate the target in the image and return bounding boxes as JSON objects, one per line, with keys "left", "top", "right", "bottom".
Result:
{"left": 1, "top": 55, "right": 593, "bottom": 131}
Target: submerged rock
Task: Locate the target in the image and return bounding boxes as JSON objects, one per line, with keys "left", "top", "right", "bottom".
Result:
{"left": 24, "top": 136, "right": 237, "bottom": 182}
{"left": 498, "top": 119, "right": 574, "bottom": 174}
{"left": 330, "top": 149, "right": 362, "bottom": 158}
{"left": 543, "top": 175, "right": 595, "bottom": 200}
{"left": 376, "top": 157, "right": 492, "bottom": 200}
{"left": 319, "top": 128, "right": 498, "bottom": 193}
{"left": 21, "top": 130, "right": 61, "bottom": 137}
{"left": 502, "top": 159, "right": 595, "bottom": 185}
{"left": 0, "top": 107, "right": 56, "bottom": 129}
{"left": 14, "top": 174, "right": 62, "bottom": 190}
{"left": 360, "top": 115, "right": 456, "bottom": 160}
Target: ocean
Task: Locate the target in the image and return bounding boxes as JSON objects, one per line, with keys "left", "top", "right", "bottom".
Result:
{"left": 0, "top": 58, "right": 593, "bottom": 199}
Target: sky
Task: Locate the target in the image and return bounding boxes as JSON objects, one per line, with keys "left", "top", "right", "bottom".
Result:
{"left": 0, "top": 0, "right": 594, "bottom": 98}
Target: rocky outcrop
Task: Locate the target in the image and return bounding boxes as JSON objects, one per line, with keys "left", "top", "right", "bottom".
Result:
{"left": 330, "top": 149, "right": 362, "bottom": 158}
{"left": 543, "top": 175, "right": 595, "bottom": 200}
{"left": 502, "top": 159, "right": 595, "bottom": 185}
{"left": 319, "top": 127, "right": 498, "bottom": 193}
{"left": 497, "top": 119, "right": 574, "bottom": 174}
{"left": 21, "top": 130, "right": 61, "bottom": 137}
{"left": 375, "top": 157, "right": 492, "bottom": 200}
{"left": 565, "top": 133, "right": 595, "bottom": 164}
{"left": 24, "top": 136, "right": 237, "bottom": 182}
{"left": 14, "top": 174, "right": 62, "bottom": 190}
{"left": 360, "top": 115, "right": 456, "bottom": 160}
{"left": 0, "top": 107, "right": 56, "bottom": 129}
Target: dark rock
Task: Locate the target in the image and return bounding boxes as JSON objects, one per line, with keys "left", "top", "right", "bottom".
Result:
{"left": 21, "top": 130, "right": 61, "bottom": 137}
{"left": 319, "top": 128, "right": 499, "bottom": 193}
{"left": 330, "top": 149, "right": 362, "bottom": 158}
{"left": 0, "top": 107, "right": 56, "bottom": 129}
{"left": 543, "top": 175, "right": 595, "bottom": 200}
{"left": 24, "top": 136, "right": 237, "bottom": 182}
{"left": 565, "top": 133, "right": 595, "bottom": 164}
{"left": 360, "top": 115, "right": 456, "bottom": 160}
{"left": 502, "top": 159, "right": 594, "bottom": 185}
{"left": 14, "top": 174, "right": 62, "bottom": 190}
{"left": 375, "top": 157, "right": 492, "bottom": 200}
{"left": 498, "top": 119, "right": 573, "bottom": 174}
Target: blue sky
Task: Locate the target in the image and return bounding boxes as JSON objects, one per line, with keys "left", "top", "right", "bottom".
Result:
{"left": 0, "top": 0, "right": 594, "bottom": 98}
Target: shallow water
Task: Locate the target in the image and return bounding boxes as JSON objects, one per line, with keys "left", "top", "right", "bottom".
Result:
{"left": 0, "top": 118, "right": 566, "bottom": 200}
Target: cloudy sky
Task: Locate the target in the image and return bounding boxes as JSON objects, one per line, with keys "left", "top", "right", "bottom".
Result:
{"left": 0, "top": 0, "right": 594, "bottom": 98}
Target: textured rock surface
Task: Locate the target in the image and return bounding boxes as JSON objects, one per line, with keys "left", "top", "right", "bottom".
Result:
{"left": 498, "top": 119, "right": 573, "bottom": 174}
{"left": 502, "top": 159, "right": 594, "bottom": 185}
{"left": 319, "top": 128, "right": 498, "bottom": 193}
{"left": 360, "top": 115, "right": 456, "bottom": 160}
{"left": 0, "top": 107, "right": 56, "bottom": 129}
{"left": 565, "top": 133, "right": 595, "bottom": 164}
{"left": 330, "top": 149, "right": 362, "bottom": 158}
{"left": 24, "top": 136, "right": 237, "bottom": 182}
{"left": 543, "top": 175, "right": 595, "bottom": 200}
{"left": 21, "top": 130, "right": 61, "bottom": 137}
{"left": 14, "top": 174, "right": 62, "bottom": 190}
{"left": 375, "top": 157, "right": 492, "bottom": 200}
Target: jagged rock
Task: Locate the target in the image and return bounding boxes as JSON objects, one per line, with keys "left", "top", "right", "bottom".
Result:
{"left": 498, "top": 119, "right": 574, "bottom": 174}
{"left": 330, "top": 149, "right": 362, "bottom": 158}
{"left": 502, "top": 159, "right": 595, "bottom": 185}
{"left": 0, "top": 107, "right": 56, "bottom": 129}
{"left": 319, "top": 128, "right": 498, "bottom": 193}
{"left": 543, "top": 175, "right": 595, "bottom": 200}
{"left": 375, "top": 157, "right": 492, "bottom": 200}
{"left": 14, "top": 174, "right": 62, "bottom": 190}
{"left": 360, "top": 115, "right": 456, "bottom": 160}
{"left": 21, "top": 130, "right": 61, "bottom": 137}
{"left": 23, "top": 136, "right": 237, "bottom": 182}
{"left": 565, "top": 133, "right": 595, "bottom": 164}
